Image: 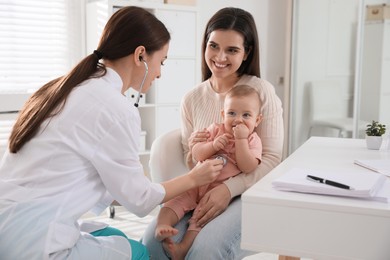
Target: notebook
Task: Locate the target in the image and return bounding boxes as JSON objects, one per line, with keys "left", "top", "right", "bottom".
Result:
{"left": 272, "top": 168, "right": 389, "bottom": 203}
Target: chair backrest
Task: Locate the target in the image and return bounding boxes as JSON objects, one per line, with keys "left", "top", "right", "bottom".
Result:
{"left": 0, "top": 93, "right": 29, "bottom": 157}
{"left": 0, "top": 93, "right": 29, "bottom": 117}
{"left": 309, "top": 80, "right": 344, "bottom": 121}
{"left": 149, "top": 128, "right": 188, "bottom": 183}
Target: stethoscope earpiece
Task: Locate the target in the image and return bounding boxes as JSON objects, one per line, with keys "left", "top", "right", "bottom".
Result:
{"left": 134, "top": 59, "right": 149, "bottom": 107}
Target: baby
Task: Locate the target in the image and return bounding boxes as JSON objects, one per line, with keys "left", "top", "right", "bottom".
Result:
{"left": 155, "top": 85, "right": 263, "bottom": 260}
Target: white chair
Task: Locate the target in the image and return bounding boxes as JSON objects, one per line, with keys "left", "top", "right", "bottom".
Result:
{"left": 308, "top": 80, "right": 368, "bottom": 138}
{"left": 109, "top": 129, "right": 187, "bottom": 218}
{"left": 109, "top": 129, "right": 186, "bottom": 218}
{"left": 149, "top": 128, "right": 187, "bottom": 183}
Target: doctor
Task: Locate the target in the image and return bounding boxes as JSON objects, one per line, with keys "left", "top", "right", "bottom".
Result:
{"left": 0, "top": 6, "right": 223, "bottom": 260}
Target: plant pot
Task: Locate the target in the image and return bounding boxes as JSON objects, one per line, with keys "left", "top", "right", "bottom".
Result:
{"left": 366, "top": 136, "right": 383, "bottom": 150}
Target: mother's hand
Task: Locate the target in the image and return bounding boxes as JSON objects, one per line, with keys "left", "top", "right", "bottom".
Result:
{"left": 187, "top": 128, "right": 210, "bottom": 169}
{"left": 193, "top": 184, "right": 231, "bottom": 227}
{"left": 188, "top": 128, "right": 209, "bottom": 150}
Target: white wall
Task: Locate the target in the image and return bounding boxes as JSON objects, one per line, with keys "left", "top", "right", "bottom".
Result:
{"left": 5, "top": 0, "right": 388, "bottom": 156}
{"left": 289, "top": 0, "right": 390, "bottom": 153}
{"left": 289, "top": 0, "right": 360, "bottom": 152}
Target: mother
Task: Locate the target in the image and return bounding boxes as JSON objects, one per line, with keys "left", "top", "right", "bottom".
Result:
{"left": 143, "top": 7, "right": 284, "bottom": 259}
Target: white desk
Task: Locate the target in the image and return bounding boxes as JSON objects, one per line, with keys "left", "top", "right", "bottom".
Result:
{"left": 242, "top": 137, "right": 390, "bottom": 260}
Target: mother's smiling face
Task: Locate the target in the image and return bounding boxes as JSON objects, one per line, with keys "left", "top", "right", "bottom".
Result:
{"left": 204, "top": 29, "right": 249, "bottom": 80}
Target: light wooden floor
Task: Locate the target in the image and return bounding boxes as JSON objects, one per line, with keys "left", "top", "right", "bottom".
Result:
{"left": 81, "top": 206, "right": 308, "bottom": 260}
{"left": 81, "top": 206, "right": 160, "bottom": 241}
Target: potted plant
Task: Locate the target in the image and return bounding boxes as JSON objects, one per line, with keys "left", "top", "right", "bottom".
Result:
{"left": 365, "top": 120, "right": 386, "bottom": 150}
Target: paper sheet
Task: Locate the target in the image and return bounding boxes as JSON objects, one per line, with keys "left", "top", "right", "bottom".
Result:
{"left": 354, "top": 159, "right": 390, "bottom": 176}
{"left": 272, "top": 168, "right": 389, "bottom": 203}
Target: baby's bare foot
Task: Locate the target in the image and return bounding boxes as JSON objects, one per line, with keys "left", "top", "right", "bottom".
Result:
{"left": 162, "top": 238, "right": 187, "bottom": 260}
{"left": 155, "top": 225, "right": 178, "bottom": 241}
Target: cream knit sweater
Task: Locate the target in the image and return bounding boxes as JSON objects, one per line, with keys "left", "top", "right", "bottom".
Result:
{"left": 180, "top": 75, "right": 284, "bottom": 197}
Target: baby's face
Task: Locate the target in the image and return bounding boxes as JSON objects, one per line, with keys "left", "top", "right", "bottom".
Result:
{"left": 222, "top": 94, "right": 261, "bottom": 135}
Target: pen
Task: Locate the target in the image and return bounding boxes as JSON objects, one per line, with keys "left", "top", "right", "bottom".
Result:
{"left": 306, "top": 175, "right": 354, "bottom": 190}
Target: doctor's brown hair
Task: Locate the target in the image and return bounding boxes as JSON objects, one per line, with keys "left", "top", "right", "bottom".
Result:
{"left": 201, "top": 7, "right": 260, "bottom": 81}
{"left": 9, "top": 6, "right": 170, "bottom": 153}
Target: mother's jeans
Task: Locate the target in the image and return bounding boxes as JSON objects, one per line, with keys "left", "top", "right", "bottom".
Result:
{"left": 141, "top": 197, "right": 254, "bottom": 260}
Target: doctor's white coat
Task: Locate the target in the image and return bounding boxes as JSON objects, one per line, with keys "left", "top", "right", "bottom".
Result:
{"left": 0, "top": 68, "right": 165, "bottom": 259}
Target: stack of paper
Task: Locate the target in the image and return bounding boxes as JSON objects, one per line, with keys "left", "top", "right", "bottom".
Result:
{"left": 354, "top": 159, "right": 390, "bottom": 176}
{"left": 272, "top": 168, "right": 390, "bottom": 203}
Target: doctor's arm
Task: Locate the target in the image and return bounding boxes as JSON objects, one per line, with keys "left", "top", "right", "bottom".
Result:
{"left": 160, "top": 158, "right": 223, "bottom": 203}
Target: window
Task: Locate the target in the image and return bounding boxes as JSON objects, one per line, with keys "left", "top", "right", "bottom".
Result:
{"left": 0, "top": 0, "right": 84, "bottom": 93}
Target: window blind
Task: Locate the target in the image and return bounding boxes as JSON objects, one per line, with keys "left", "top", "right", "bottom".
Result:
{"left": 0, "top": 0, "right": 80, "bottom": 93}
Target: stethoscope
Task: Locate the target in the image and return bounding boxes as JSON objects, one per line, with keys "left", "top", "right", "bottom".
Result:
{"left": 134, "top": 58, "right": 149, "bottom": 107}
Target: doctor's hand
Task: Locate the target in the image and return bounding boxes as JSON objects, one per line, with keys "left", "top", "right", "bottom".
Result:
{"left": 192, "top": 183, "right": 231, "bottom": 227}
{"left": 189, "top": 158, "right": 223, "bottom": 187}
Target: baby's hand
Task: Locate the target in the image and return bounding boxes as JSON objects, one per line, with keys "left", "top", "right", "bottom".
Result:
{"left": 213, "top": 133, "right": 232, "bottom": 151}
{"left": 233, "top": 124, "right": 250, "bottom": 139}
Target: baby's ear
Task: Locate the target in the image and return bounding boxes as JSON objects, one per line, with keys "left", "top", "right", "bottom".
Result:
{"left": 256, "top": 113, "right": 263, "bottom": 126}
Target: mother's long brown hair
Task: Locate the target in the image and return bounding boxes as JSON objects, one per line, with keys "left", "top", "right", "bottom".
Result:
{"left": 9, "top": 6, "right": 170, "bottom": 153}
